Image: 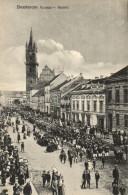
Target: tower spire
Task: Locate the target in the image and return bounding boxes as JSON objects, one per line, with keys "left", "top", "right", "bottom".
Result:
{"left": 29, "top": 27, "right": 33, "bottom": 46}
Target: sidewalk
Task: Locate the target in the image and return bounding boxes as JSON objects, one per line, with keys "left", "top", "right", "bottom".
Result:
{"left": 0, "top": 124, "right": 38, "bottom": 195}
{"left": 0, "top": 179, "right": 38, "bottom": 195}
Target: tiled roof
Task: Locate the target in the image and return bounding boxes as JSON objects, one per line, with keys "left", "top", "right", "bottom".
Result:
{"left": 31, "top": 81, "right": 48, "bottom": 90}
{"left": 44, "top": 74, "right": 61, "bottom": 86}
{"left": 32, "top": 89, "right": 44, "bottom": 97}
{"left": 105, "top": 65, "right": 128, "bottom": 83}
{"left": 110, "top": 65, "right": 128, "bottom": 78}
{"left": 50, "top": 80, "right": 70, "bottom": 91}
{"left": 61, "top": 78, "right": 88, "bottom": 98}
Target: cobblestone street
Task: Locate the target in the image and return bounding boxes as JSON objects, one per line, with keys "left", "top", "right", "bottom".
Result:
{"left": 6, "top": 117, "right": 119, "bottom": 195}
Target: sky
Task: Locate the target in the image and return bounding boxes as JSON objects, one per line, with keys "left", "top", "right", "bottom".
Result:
{"left": 0, "top": 0, "right": 128, "bottom": 91}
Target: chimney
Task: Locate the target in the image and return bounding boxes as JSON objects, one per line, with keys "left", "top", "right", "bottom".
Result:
{"left": 67, "top": 76, "right": 70, "bottom": 81}
{"left": 111, "top": 73, "right": 113, "bottom": 76}
{"left": 95, "top": 76, "right": 99, "bottom": 79}
{"left": 80, "top": 73, "right": 83, "bottom": 78}
{"left": 100, "top": 75, "right": 103, "bottom": 79}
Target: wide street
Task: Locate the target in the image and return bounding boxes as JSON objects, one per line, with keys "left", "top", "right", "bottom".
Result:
{"left": 7, "top": 117, "right": 125, "bottom": 195}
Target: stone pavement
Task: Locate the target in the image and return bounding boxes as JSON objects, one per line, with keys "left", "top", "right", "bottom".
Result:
{"left": 5, "top": 117, "right": 115, "bottom": 195}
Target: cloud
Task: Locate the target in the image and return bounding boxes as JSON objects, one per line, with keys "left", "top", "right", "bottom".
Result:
{"left": 38, "top": 39, "right": 64, "bottom": 53}
{"left": 0, "top": 39, "right": 126, "bottom": 91}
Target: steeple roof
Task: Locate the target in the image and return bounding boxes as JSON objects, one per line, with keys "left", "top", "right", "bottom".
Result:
{"left": 29, "top": 28, "right": 33, "bottom": 46}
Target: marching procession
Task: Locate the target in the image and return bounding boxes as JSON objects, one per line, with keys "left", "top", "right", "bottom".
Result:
{"left": 0, "top": 106, "right": 127, "bottom": 195}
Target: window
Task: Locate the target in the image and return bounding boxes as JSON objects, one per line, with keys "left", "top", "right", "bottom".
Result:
{"left": 93, "top": 101, "right": 97, "bottom": 112}
{"left": 124, "top": 88, "right": 128, "bottom": 103}
{"left": 124, "top": 115, "right": 128, "bottom": 127}
{"left": 115, "top": 89, "right": 120, "bottom": 103}
{"left": 87, "top": 101, "right": 90, "bottom": 111}
{"left": 76, "top": 114, "right": 79, "bottom": 122}
{"left": 108, "top": 90, "right": 112, "bottom": 103}
{"left": 99, "top": 101, "right": 103, "bottom": 112}
{"left": 73, "top": 101, "right": 75, "bottom": 110}
{"left": 73, "top": 113, "right": 75, "bottom": 121}
{"left": 76, "top": 101, "right": 79, "bottom": 110}
{"left": 116, "top": 114, "right": 120, "bottom": 126}
{"left": 82, "top": 100, "right": 85, "bottom": 111}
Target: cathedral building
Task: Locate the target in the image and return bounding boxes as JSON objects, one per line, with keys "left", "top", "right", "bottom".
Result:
{"left": 25, "top": 28, "right": 39, "bottom": 92}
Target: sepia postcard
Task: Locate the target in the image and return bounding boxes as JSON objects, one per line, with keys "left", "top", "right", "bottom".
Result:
{"left": 0, "top": 0, "right": 128, "bottom": 195}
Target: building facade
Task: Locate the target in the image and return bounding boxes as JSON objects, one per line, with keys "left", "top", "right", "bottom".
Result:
{"left": 0, "top": 91, "right": 27, "bottom": 106}
{"left": 39, "top": 65, "right": 55, "bottom": 82}
{"left": 71, "top": 79, "right": 106, "bottom": 129}
{"left": 44, "top": 73, "right": 67, "bottom": 114}
{"left": 50, "top": 74, "right": 85, "bottom": 119}
{"left": 31, "top": 90, "right": 45, "bottom": 112}
{"left": 60, "top": 75, "right": 85, "bottom": 121}
{"left": 106, "top": 66, "right": 128, "bottom": 132}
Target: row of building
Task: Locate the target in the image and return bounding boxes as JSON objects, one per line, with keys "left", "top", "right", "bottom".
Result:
{"left": 0, "top": 30, "right": 127, "bottom": 133}
{"left": 28, "top": 65, "right": 128, "bottom": 132}
{"left": 0, "top": 91, "right": 27, "bottom": 106}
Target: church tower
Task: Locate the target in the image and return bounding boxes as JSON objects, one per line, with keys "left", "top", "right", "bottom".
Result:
{"left": 25, "top": 28, "right": 39, "bottom": 92}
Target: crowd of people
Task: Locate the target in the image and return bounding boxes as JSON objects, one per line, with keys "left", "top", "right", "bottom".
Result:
{"left": 41, "top": 166, "right": 65, "bottom": 195}
{"left": 0, "top": 112, "right": 32, "bottom": 195}
{"left": 0, "top": 106, "right": 127, "bottom": 195}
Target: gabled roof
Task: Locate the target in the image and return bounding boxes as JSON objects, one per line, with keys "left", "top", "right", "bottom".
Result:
{"left": 44, "top": 74, "right": 61, "bottom": 86}
{"left": 110, "top": 65, "right": 128, "bottom": 78}
{"left": 41, "top": 65, "right": 54, "bottom": 74}
{"left": 105, "top": 65, "right": 128, "bottom": 83}
{"left": 50, "top": 80, "right": 70, "bottom": 91}
{"left": 32, "top": 89, "right": 44, "bottom": 97}
{"left": 31, "top": 81, "right": 48, "bottom": 90}
{"left": 61, "top": 78, "right": 88, "bottom": 98}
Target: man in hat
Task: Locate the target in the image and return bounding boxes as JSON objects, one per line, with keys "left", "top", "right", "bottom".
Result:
{"left": 58, "top": 175, "right": 64, "bottom": 195}
{"left": 69, "top": 154, "right": 73, "bottom": 167}
{"left": 81, "top": 170, "right": 88, "bottom": 189}
{"left": 42, "top": 170, "right": 47, "bottom": 188}
{"left": 23, "top": 182, "right": 32, "bottom": 195}
{"left": 46, "top": 171, "right": 51, "bottom": 187}
{"left": 101, "top": 155, "right": 105, "bottom": 168}
{"left": 1, "top": 168, "right": 7, "bottom": 186}
{"left": 84, "top": 160, "right": 88, "bottom": 171}
{"left": 112, "top": 183, "right": 119, "bottom": 195}
{"left": 119, "top": 184, "right": 125, "bottom": 195}
{"left": 13, "top": 182, "right": 20, "bottom": 195}
{"left": 87, "top": 170, "right": 91, "bottom": 189}
{"left": 51, "top": 176, "right": 58, "bottom": 195}
{"left": 112, "top": 165, "right": 119, "bottom": 185}
{"left": 17, "top": 133, "right": 20, "bottom": 143}
{"left": 21, "top": 142, "right": 25, "bottom": 152}
{"left": 95, "top": 171, "right": 100, "bottom": 188}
